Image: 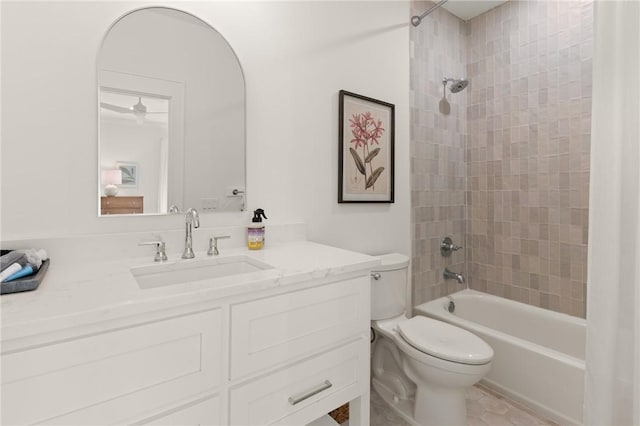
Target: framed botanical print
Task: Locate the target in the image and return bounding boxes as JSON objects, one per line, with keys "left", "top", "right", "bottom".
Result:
{"left": 338, "top": 90, "right": 394, "bottom": 203}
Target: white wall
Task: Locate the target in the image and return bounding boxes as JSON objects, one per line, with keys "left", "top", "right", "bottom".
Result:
{"left": 1, "top": 1, "right": 410, "bottom": 256}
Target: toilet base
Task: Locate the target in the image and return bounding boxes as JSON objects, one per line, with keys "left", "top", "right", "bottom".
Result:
{"left": 372, "top": 378, "right": 420, "bottom": 426}
{"left": 371, "top": 322, "right": 490, "bottom": 426}
{"left": 373, "top": 379, "right": 468, "bottom": 426}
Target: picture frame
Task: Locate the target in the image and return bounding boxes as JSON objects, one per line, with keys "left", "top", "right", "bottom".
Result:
{"left": 338, "top": 90, "right": 395, "bottom": 203}
{"left": 116, "top": 161, "right": 139, "bottom": 187}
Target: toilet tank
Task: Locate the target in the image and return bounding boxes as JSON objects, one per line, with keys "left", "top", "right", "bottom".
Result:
{"left": 371, "top": 253, "right": 410, "bottom": 320}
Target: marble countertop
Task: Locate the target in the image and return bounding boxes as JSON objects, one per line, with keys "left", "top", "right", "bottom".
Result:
{"left": 1, "top": 241, "right": 379, "bottom": 343}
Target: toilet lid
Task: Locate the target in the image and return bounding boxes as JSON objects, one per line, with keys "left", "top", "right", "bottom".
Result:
{"left": 398, "top": 316, "right": 493, "bottom": 365}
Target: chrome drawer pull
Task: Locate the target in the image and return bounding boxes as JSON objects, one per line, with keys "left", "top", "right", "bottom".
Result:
{"left": 288, "top": 380, "right": 333, "bottom": 405}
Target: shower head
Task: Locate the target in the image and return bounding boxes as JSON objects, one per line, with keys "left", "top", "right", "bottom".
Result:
{"left": 442, "top": 77, "right": 469, "bottom": 93}
{"left": 449, "top": 79, "right": 468, "bottom": 93}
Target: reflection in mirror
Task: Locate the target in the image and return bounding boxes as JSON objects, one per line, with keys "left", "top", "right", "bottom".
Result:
{"left": 98, "top": 7, "right": 245, "bottom": 216}
{"left": 101, "top": 91, "right": 169, "bottom": 213}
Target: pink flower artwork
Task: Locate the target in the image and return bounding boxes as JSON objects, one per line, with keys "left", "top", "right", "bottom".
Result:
{"left": 348, "top": 112, "right": 386, "bottom": 190}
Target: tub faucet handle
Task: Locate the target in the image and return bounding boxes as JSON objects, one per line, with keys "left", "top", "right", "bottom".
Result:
{"left": 441, "top": 237, "right": 463, "bottom": 257}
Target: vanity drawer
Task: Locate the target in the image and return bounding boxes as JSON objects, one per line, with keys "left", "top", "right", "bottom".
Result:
{"left": 229, "top": 339, "right": 366, "bottom": 426}
{"left": 1, "top": 309, "right": 222, "bottom": 425}
{"left": 229, "top": 276, "right": 369, "bottom": 379}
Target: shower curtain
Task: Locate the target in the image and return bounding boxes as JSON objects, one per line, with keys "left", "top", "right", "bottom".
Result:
{"left": 584, "top": 1, "right": 640, "bottom": 425}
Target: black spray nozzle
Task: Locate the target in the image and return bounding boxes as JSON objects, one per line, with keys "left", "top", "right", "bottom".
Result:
{"left": 252, "top": 208, "right": 267, "bottom": 223}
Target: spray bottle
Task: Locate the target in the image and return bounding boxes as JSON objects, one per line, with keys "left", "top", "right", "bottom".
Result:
{"left": 247, "top": 208, "right": 268, "bottom": 250}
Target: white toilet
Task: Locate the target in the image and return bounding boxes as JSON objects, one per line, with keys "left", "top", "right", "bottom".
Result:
{"left": 371, "top": 254, "right": 494, "bottom": 426}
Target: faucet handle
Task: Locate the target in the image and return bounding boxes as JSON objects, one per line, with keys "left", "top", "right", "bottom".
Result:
{"left": 440, "top": 237, "right": 463, "bottom": 257}
{"left": 208, "top": 235, "right": 230, "bottom": 256}
{"left": 139, "top": 240, "right": 168, "bottom": 262}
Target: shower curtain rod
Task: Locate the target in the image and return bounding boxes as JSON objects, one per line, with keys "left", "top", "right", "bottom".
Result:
{"left": 411, "top": 0, "right": 449, "bottom": 27}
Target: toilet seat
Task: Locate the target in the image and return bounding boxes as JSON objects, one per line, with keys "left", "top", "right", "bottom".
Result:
{"left": 397, "top": 316, "right": 493, "bottom": 365}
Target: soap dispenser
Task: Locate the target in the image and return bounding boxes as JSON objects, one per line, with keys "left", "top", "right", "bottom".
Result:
{"left": 247, "top": 208, "right": 268, "bottom": 250}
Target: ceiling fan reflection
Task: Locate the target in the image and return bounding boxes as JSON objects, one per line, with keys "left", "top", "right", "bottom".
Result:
{"left": 100, "top": 97, "right": 168, "bottom": 120}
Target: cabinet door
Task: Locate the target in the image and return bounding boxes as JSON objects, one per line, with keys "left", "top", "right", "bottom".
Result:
{"left": 230, "top": 276, "right": 369, "bottom": 379}
{"left": 1, "top": 309, "right": 222, "bottom": 425}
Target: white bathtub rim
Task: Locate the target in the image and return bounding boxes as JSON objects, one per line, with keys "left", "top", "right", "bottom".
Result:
{"left": 414, "top": 290, "right": 586, "bottom": 370}
{"left": 439, "top": 289, "right": 586, "bottom": 327}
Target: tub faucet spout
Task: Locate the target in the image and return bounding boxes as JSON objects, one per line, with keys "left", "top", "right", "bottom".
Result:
{"left": 443, "top": 268, "right": 465, "bottom": 284}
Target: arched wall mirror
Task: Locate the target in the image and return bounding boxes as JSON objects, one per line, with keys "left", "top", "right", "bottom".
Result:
{"left": 98, "top": 7, "right": 245, "bottom": 216}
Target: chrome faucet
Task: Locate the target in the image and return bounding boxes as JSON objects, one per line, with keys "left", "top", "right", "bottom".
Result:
{"left": 182, "top": 208, "right": 200, "bottom": 259}
{"left": 443, "top": 268, "right": 465, "bottom": 284}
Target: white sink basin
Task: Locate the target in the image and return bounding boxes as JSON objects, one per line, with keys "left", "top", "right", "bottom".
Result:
{"left": 131, "top": 255, "right": 274, "bottom": 289}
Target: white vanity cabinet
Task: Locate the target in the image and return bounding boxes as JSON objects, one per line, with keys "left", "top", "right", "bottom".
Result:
{"left": 229, "top": 276, "right": 370, "bottom": 425}
{"left": 1, "top": 272, "right": 371, "bottom": 426}
{"left": 230, "top": 277, "right": 368, "bottom": 379}
{"left": 1, "top": 309, "right": 224, "bottom": 425}
{"left": 229, "top": 340, "right": 367, "bottom": 426}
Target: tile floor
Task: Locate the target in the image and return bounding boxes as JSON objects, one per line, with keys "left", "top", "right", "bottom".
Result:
{"left": 370, "top": 384, "right": 558, "bottom": 426}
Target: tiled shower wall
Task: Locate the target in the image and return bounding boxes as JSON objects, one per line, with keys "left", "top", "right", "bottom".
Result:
{"left": 410, "top": 0, "right": 592, "bottom": 317}
{"left": 466, "top": 0, "right": 592, "bottom": 317}
{"left": 410, "top": 1, "right": 468, "bottom": 305}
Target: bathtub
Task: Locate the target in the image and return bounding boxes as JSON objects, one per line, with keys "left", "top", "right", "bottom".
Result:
{"left": 414, "top": 289, "right": 585, "bottom": 425}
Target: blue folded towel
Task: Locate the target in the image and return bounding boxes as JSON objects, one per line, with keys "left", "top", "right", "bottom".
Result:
{"left": 3, "top": 265, "right": 35, "bottom": 283}
{"left": 0, "top": 263, "right": 24, "bottom": 282}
